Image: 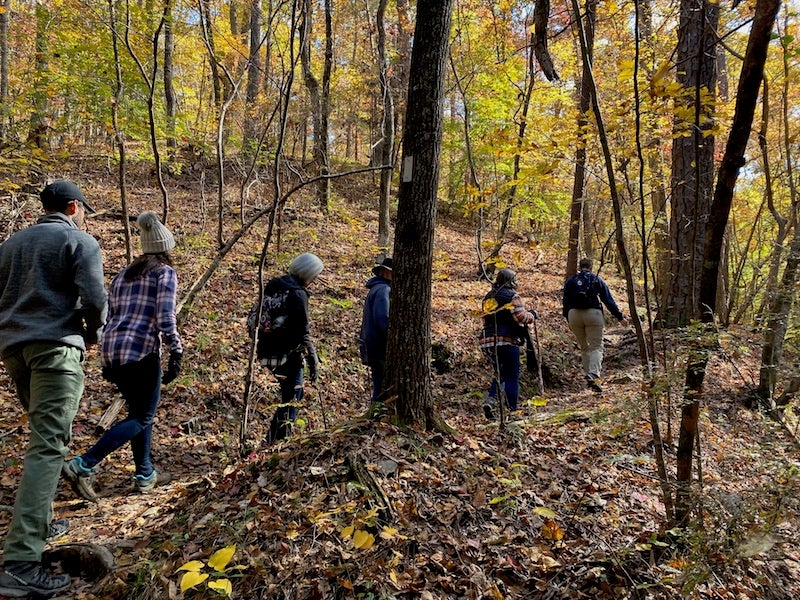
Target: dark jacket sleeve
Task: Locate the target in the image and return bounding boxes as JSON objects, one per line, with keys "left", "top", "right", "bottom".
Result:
{"left": 596, "top": 277, "right": 624, "bottom": 321}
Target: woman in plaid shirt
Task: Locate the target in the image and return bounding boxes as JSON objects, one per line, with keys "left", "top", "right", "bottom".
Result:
{"left": 63, "top": 211, "right": 182, "bottom": 499}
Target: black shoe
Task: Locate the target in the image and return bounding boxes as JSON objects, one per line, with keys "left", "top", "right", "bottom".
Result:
{"left": 46, "top": 518, "right": 69, "bottom": 542}
{"left": 483, "top": 403, "right": 496, "bottom": 420}
{"left": 586, "top": 376, "right": 602, "bottom": 393}
{"left": 0, "top": 561, "right": 71, "bottom": 598}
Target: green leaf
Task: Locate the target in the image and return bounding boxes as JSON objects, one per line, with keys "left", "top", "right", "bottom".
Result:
{"left": 533, "top": 506, "right": 556, "bottom": 519}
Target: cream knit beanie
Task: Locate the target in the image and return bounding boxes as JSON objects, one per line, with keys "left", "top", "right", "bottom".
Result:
{"left": 137, "top": 211, "right": 175, "bottom": 254}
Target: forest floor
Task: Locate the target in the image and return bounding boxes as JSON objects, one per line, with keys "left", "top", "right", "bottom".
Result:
{"left": 1, "top": 159, "right": 799, "bottom": 600}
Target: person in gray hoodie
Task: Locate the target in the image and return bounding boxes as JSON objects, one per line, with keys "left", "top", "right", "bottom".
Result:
{"left": 0, "top": 180, "right": 107, "bottom": 598}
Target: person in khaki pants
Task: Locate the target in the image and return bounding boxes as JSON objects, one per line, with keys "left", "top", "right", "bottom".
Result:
{"left": 562, "top": 258, "right": 627, "bottom": 393}
{"left": 0, "top": 180, "right": 107, "bottom": 598}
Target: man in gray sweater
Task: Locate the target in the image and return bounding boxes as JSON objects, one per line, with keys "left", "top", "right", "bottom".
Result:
{"left": 0, "top": 180, "right": 107, "bottom": 598}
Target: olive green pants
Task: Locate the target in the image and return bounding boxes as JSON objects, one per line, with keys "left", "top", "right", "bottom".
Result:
{"left": 2, "top": 343, "right": 84, "bottom": 562}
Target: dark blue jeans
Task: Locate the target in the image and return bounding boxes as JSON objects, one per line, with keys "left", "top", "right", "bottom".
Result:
{"left": 483, "top": 344, "right": 521, "bottom": 411}
{"left": 267, "top": 353, "right": 304, "bottom": 442}
{"left": 82, "top": 352, "right": 161, "bottom": 478}
{"left": 369, "top": 357, "right": 385, "bottom": 403}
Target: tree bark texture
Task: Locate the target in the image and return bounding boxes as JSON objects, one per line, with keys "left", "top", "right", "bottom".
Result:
{"left": 663, "top": 0, "right": 719, "bottom": 327}
{"left": 675, "top": 0, "right": 781, "bottom": 524}
{"left": 566, "top": 0, "right": 597, "bottom": 281}
{"left": 385, "top": 0, "right": 453, "bottom": 428}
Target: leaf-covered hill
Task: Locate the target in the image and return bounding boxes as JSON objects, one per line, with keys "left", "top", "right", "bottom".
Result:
{"left": 1, "top": 165, "right": 798, "bottom": 599}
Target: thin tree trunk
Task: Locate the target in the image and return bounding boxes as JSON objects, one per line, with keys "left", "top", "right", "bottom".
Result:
{"left": 244, "top": 0, "right": 262, "bottom": 153}
{"left": 164, "top": 2, "right": 177, "bottom": 152}
{"left": 0, "top": 0, "right": 9, "bottom": 140}
{"left": 566, "top": 0, "right": 597, "bottom": 280}
{"left": 108, "top": 0, "right": 133, "bottom": 263}
{"left": 27, "top": 1, "right": 49, "bottom": 149}
{"left": 376, "top": 0, "right": 395, "bottom": 254}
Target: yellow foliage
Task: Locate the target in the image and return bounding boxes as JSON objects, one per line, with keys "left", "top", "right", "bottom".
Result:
{"left": 176, "top": 560, "right": 205, "bottom": 573}
{"left": 208, "top": 545, "right": 237, "bottom": 572}
{"left": 208, "top": 578, "right": 233, "bottom": 596}
{"left": 179, "top": 570, "right": 209, "bottom": 592}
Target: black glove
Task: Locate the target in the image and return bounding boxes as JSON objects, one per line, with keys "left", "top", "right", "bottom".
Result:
{"left": 307, "top": 344, "right": 319, "bottom": 383}
{"left": 162, "top": 351, "right": 183, "bottom": 385}
{"left": 101, "top": 366, "right": 115, "bottom": 382}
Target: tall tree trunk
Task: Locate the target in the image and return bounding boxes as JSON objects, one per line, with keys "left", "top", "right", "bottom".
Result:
{"left": 757, "top": 29, "right": 800, "bottom": 408}
{"left": 198, "top": 0, "right": 223, "bottom": 108}
{"left": 300, "top": 0, "right": 331, "bottom": 208}
{"left": 0, "top": 0, "right": 8, "bottom": 140}
{"left": 566, "top": 0, "right": 597, "bottom": 280}
{"left": 376, "top": 0, "right": 395, "bottom": 255}
{"left": 662, "top": 0, "right": 719, "bottom": 327}
{"left": 108, "top": 0, "right": 133, "bottom": 263}
{"left": 27, "top": 1, "right": 50, "bottom": 149}
{"left": 244, "top": 0, "right": 262, "bottom": 153}
{"left": 675, "top": 0, "right": 780, "bottom": 525}
{"left": 164, "top": 2, "right": 177, "bottom": 152}
{"left": 639, "top": 0, "right": 669, "bottom": 303}
{"left": 384, "top": 0, "right": 453, "bottom": 429}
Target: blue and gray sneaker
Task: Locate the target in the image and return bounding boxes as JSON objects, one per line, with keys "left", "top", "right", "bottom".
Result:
{"left": 62, "top": 456, "right": 97, "bottom": 502}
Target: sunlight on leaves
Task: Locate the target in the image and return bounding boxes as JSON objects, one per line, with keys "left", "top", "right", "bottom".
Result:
{"left": 176, "top": 560, "right": 205, "bottom": 573}
{"left": 180, "top": 570, "right": 209, "bottom": 592}
{"left": 533, "top": 506, "right": 556, "bottom": 519}
{"left": 208, "top": 578, "right": 233, "bottom": 596}
{"left": 208, "top": 545, "right": 236, "bottom": 571}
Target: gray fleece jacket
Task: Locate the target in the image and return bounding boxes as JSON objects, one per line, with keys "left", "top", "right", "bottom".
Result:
{"left": 0, "top": 212, "right": 107, "bottom": 356}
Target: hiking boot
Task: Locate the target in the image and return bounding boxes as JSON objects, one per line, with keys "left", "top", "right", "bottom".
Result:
{"left": 133, "top": 470, "right": 171, "bottom": 494}
{"left": 586, "top": 375, "right": 602, "bottom": 393}
{"left": 483, "top": 403, "right": 496, "bottom": 421}
{"left": 0, "top": 560, "right": 71, "bottom": 598}
{"left": 46, "top": 518, "right": 70, "bottom": 542}
{"left": 62, "top": 457, "right": 97, "bottom": 502}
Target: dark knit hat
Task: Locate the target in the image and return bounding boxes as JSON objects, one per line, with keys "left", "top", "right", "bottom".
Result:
{"left": 372, "top": 257, "right": 393, "bottom": 276}
{"left": 137, "top": 211, "right": 175, "bottom": 254}
{"left": 40, "top": 180, "right": 95, "bottom": 213}
{"left": 289, "top": 253, "right": 324, "bottom": 284}
{"left": 494, "top": 268, "right": 517, "bottom": 289}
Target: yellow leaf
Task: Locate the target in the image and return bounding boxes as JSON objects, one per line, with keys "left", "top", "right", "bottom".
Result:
{"left": 180, "top": 571, "right": 209, "bottom": 592}
{"left": 353, "top": 529, "right": 375, "bottom": 549}
{"left": 530, "top": 397, "right": 547, "bottom": 407}
{"left": 207, "top": 545, "right": 236, "bottom": 572}
{"left": 380, "top": 526, "right": 398, "bottom": 539}
{"left": 341, "top": 524, "right": 355, "bottom": 539}
{"left": 533, "top": 506, "right": 556, "bottom": 519}
{"left": 176, "top": 560, "right": 205, "bottom": 573}
{"left": 483, "top": 298, "right": 499, "bottom": 314}
{"left": 208, "top": 578, "right": 233, "bottom": 596}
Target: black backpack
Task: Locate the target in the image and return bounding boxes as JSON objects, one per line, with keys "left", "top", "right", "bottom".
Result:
{"left": 247, "top": 290, "right": 290, "bottom": 339}
{"left": 568, "top": 271, "right": 597, "bottom": 309}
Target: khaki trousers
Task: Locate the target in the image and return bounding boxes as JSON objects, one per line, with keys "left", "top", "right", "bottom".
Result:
{"left": 567, "top": 308, "right": 605, "bottom": 378}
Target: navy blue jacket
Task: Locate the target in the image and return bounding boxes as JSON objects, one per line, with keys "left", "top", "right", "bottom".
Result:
{"left": 562, "top": 269, "right": 624, "bottom": 321}
{"left": 359, "top": 275, "right": 391, "bottom": 364}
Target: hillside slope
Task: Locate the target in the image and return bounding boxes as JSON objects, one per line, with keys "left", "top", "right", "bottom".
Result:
{"left": 0, "top": 168, "right": 798, "bottom": 599}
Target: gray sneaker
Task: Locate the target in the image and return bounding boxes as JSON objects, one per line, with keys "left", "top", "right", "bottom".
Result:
{"left": 62, "top": 457, "right": 98, "bottom": 502}
{"left": 133, "top": 470, "right": 172, "bottom": 494}
{"left": 0, "top": 561, "right": 71, "bottom": 598}
{"left": 46, "top": 518, "right": 70, "bottom": 542}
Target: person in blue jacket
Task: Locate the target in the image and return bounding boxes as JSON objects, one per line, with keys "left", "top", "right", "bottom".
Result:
{"left": 562, "top": 258, "right": 628, "bottom": 392}
{"left": 480, "top": 269, "right": 537, "bottom": 419}
{"left": 359, "top": 257, "right": 392, "bottom": 402}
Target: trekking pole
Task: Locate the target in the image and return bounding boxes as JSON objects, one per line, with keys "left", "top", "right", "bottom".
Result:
{"left": 533, "top": 316, "right": 545, "bottom": 396}
{"left": 315, "top": 382, "right": 330, "bottom": 430}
